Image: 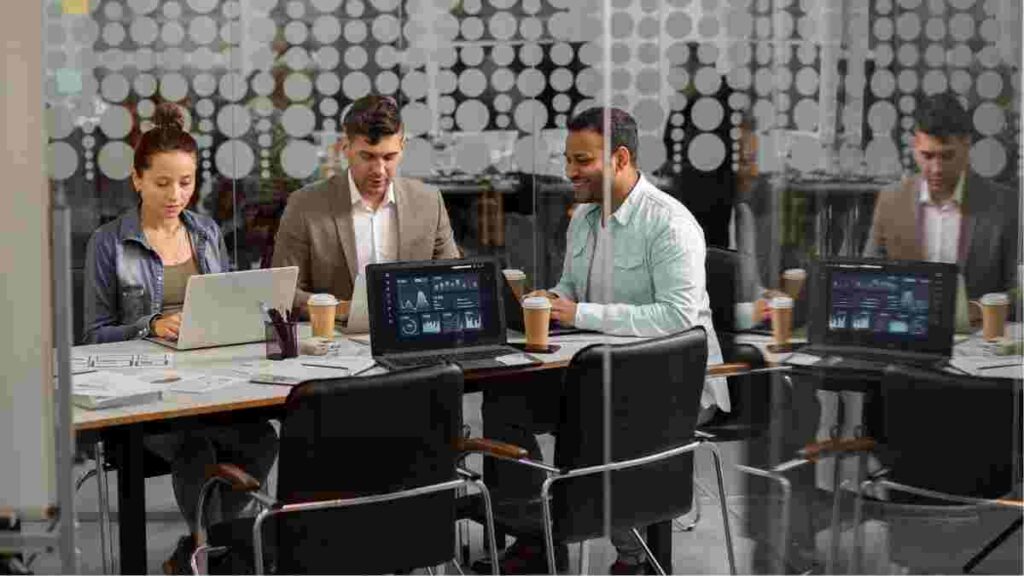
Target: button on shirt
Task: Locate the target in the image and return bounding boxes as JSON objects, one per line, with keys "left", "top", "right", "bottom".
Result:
{"left": 349, "top": 170, "right": 398, "bottom": 276}
{"left": 919, "top": 173, "right": 965, "bottom": 264}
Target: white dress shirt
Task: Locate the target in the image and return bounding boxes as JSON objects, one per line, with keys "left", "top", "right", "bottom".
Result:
{"left": 348, "top": 170, "right": 398, "bottom": 276}
{"left": 919, "top": 173, "right": 965, "bottom": 264}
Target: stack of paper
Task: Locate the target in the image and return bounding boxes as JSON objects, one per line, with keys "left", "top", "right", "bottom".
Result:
{"left": 73, "top": 372, "right": 164, "bottom": 410}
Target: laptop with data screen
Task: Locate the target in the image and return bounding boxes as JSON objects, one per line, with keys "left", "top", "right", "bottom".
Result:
{"left": 148, "top": 266, "right": 298, "bottom": 350}
{"left": 366, "top": 258, "right": 540, "bottom": 372}
{"left": 803, "top": 258, "right": 958, "bottom": 368}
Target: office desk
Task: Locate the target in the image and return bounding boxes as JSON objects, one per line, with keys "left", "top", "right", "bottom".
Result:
{"left": 74, "top": 329, "right": 750, "bottom": 574}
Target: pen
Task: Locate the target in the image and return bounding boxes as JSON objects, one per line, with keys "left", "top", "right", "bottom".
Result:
{"left": 978, "top": 363, "right": 1022, "bottom": 371}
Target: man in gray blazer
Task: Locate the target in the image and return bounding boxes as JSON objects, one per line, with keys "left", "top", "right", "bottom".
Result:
{"left": 272, "top": 95, "right": 460, "bottom": 313}
{"left": 864, "top": 92, "right": 1019, "bottom": 303}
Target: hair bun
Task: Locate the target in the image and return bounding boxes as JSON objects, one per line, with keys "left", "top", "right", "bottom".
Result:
{"left": 152, "top": 102, "right": 186, "bottom": 131}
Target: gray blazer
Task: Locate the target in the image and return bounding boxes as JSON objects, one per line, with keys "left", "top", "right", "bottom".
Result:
{"left": 271, "top": 173, "right": 460, "bottom": 310}
{"left": 864, "top": 172, "right": 1019, "bottom": 299}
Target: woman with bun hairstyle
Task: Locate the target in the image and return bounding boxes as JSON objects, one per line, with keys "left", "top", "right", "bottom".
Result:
{"left": 82, "top": 103, "right": 277, "bottom": 574}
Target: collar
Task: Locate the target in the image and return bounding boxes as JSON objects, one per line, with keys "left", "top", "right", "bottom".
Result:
{"left": 118, "top": 208, "right": 204, "bottom": 248}
{"left": 348, "top": 169, "right": 395, "bottom": 210}
{"left": 919, "top": 171, "right": 966, "bottom": 206}
{"left": 609, "top": 173, "right": 647, "bottom": 227}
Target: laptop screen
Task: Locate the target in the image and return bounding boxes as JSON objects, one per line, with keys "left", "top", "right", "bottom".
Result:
{"left": 808, "top": 259, "right": 957, "bottom": 355}
{"left": 366, "top": 258, "right": 506, "bottom": 354}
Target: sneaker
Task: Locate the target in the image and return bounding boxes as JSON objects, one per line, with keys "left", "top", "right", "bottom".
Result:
{"left": 162, "top": 535, "right": 195, "bottom": 575}
{"left": 609, "top": 559, "right": 653, "bottom": 575}
{"left": 471, "top": 538, "right": 568, "bottom": 575}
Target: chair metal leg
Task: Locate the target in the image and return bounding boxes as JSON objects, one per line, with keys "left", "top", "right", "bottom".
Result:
{"left": 707, "top": 442, "right": 737, "bottom": 575}
{"left": 470, "top": 479, "right": 500, "bottom": 576}
{"left": 962, "top": 518, "right": 1022, "bottom": 574}
{"left": 451, "top": 557, "right": 466, "bottom": 576}
{"left": 577, "top": 540, "right": 590, "bottom": 575}
{"left": 826, "top": 446, "right": 844, "bottom": 575}
{"left": 94, "top": 441, "right": 114, "bottom": 575}
{"left": 426, "top": 566, "right": 435, "bottom": 575}
{"left": 253, "top": 509, "right": 271, "bottom": 575}
{"left": 541, "top": 479, "right": 558, "bottom": 575}
{"left": 735, "top": 463, "right": 792, "bottom": 574}
{"left": 851, "top": 479, "right": 868, "bottom": 575}
{"left": 629, "top": 528, "right": 666, "bottom": 576}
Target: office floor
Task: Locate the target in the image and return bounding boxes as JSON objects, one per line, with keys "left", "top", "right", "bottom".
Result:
{"left": 29, "top": 394, "right": 1022, "bottom": 574}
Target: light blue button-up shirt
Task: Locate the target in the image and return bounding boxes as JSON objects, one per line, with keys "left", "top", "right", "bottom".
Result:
{"left": 550, "top": 174, "right": 729, "bottom": 411}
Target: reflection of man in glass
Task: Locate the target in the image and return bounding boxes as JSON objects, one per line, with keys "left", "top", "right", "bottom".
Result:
{"left": 272, "top": 95, "right": 460, "bottom": 316}
{"left": 481, "top": 107, "right": 727, "bottom": 574}
{"left": 863, "top": 93, "right": 1019, "bottom": 308}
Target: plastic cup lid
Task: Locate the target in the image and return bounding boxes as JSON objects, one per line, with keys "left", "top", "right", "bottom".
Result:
{"left": 502, "top": 269, "right": 526, "bottom": 280}
{"left": 308, "top": 293, "right": 339, "bottom": 306}
{"left": 782, "top": 268, "right": 807, "bottom": 279}
{"left": 981, "top": 292, "right": 1009, "bottom": 306}
{"left": 522, "top": 296, "right": 552, "bottom": 309}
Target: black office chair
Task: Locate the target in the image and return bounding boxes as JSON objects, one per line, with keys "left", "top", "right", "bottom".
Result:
{"left": 465, "top": 327, "right": 737, "bottom": 575}
{"left": 851, "top": 365, "right": 1022, "bottom": 574}
{"left": 190, "top": 364, "right": 499, "bottom": 575}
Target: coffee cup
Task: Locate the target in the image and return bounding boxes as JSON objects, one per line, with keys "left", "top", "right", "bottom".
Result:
{"left": 770, "top": 296, "right": 794, "bottom": 345}
{"left": 522, "top": 296, "right": 552, "bottom": 352}
{"left": 781, "top": 268, "right": 807, "bottom": 300}
{"left": 971, "top": 292, "right": 1009, "bottom": 341}
{"left": 307, "top": 293, "right": 339, "bottom": 339}
{"left": 503, "top": 269, "right": 527, "bottom": 302}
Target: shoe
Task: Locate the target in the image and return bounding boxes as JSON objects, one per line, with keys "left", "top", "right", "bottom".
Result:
{"left": 471, "top": 538, "right": 568, "bottom": 574}
{"left": 162, "top": 535, "right": 195, "bottom": 575}
{"left": 609, "top": 559, "right": 653, "bottom": 575}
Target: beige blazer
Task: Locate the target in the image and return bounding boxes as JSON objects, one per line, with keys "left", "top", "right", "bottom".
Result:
{"left": 272, "top": 174, "right": 460, "bottom": 310}
{"left": 864, "top": 172, "right": 1019, "bottom": 299}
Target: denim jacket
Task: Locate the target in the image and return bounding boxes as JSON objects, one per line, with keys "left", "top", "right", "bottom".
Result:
{"left": 550, "top": 175, "right": 729, "bottom": 411}
{"left": 83, "top": 209, "right": 229, "bottom": 344}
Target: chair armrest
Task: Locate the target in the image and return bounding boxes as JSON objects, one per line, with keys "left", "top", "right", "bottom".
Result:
{"left": 800, "top": 437, "right": 877, "bottom": 462}
{"left": 205, "top": 463, "right": 261, "bottom": 493}
{"left": 458, "top": 437, "right": 529, "bottom": 459}
{"left": 707, "top": 362, "right": 751, "bottom": 377}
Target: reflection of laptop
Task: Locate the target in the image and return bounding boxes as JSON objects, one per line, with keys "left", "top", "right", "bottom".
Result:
{"left": 502, "top": 276, "right": 590, "bottom": 336}
{"left": 338, "top": 273, "right": 369, "bottom": 333}
{"left": 148, "top": 266, "right": 299, "bottom": 350}
{"left": 366, "top": 258, "right": 541, "bottom": 372}
{"left": 800, "top": 259, "right": 957, "bottom": 369}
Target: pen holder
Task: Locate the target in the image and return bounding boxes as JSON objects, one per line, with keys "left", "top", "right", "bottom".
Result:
{"left": 265, "top": 321, "right": 298, "bottom": 360}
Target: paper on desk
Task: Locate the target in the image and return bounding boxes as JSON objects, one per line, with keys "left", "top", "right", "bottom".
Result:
{"left": 73, "top": 371, "right": 166, "bottom": 395}
{"left": 168, "top": 374, "right": 243, "bottom": 394}
{"left": 301, "top": 356, "right": 376, "bottom": 374}
{"left": 496, "top": 353, "right": 536, "bottom": 367}
{"left": 136, "top": 353, "right": 174, "bottom": 368}
{"left": 783, "top": 352, "right": 822, "bottom": 366}
{"left": 948, "top": 356, "right": 1023, "bottom": 378}
{"left": 91, "top": 354, "right": 136, "bottom": 368}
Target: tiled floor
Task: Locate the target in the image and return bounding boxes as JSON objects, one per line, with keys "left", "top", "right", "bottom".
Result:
{"left": 26, "top": 394, "right": 1023, "bottom": 574}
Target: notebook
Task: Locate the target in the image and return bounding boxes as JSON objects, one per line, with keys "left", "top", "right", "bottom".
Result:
{"left": 366, "top": 258, "right": 540, "bottom": 372}
{"left": 337, "top": 273, "right": 369, "bottom": 334}
{"left": 800, "top": 258, "right": 958, "bottom": 370}
{"left": 148, "top": 266, "right": 298, "bottom": 350}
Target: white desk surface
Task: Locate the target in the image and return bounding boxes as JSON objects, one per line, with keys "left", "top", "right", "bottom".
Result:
{"left": 72, "top": 328, "right": 641, "bottom": 431}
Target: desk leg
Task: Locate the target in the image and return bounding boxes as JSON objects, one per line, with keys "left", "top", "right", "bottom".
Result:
{"left": 646, "top": 520, "right": 672, "bottom": 574}
{"left": 115, "top": 427, "right": 147, "bottom": 574}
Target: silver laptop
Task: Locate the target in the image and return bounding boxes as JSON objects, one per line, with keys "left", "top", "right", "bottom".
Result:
{"left": 148, "top": 266, "right": 299, "bottom": 350}
{"left": 338, "top": 273, "right": 369, "bottom": 334}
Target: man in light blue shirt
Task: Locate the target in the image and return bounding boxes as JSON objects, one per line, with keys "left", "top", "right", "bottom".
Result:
{"left": 481, "top": 108, "right": 727, "bottom": 575}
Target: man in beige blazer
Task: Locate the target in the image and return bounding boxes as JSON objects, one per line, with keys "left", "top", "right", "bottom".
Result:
{"left": 864, "top": 92, "right": 1019, "bottom": 302}
{"left": 272, "top": 95, "right": 460, "bottom": 313}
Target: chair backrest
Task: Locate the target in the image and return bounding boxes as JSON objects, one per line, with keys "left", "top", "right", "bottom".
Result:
{"left": 271, "top": 363, "right": 464, "bottom": 574}
{"left": 879, "top": 365, "right": 1018, "bottom": 499}
{"left": 551, "top": 327, "right": 708, "bottom": 542}
{"left": 706, "top": 247, "right": 740, "bottom": 337}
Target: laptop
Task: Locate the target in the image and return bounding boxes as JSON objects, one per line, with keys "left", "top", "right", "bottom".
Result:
{"left": 366, "top": 257, "right": 541, "bottom": 372}
{"left": 501, "top": 276, "right": 590, "bottom": 336}
{"left": 148, "top": 266, "right": 299, "bottom": 350}
{"left": 799, "top": 258, "right": 958, "bottom": 370}
{"left": 337, "top": 273, "right": 369, "bottom": 333}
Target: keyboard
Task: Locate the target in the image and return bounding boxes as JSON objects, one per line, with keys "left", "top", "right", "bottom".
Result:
{"left": 801, "top": 346, "right": 945, "bottom": 370}
{"left": 383, "top": 347, "right": 514, "bottom": 369}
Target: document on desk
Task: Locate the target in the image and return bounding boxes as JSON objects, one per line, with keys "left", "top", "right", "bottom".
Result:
{"left": 948, "top": 356, "right": 1023, "bottom": 379}
{"left": 167, "top": 374, "right": 244, "bottom": 394}
{"left": 72, "top": 371, "right": 165, "bottom": 409}
{"left": 90, "top": 354, "right": 136, "bottom": 369}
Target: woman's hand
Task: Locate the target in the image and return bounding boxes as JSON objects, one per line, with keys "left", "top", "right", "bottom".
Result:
{"left": 151, "top": 313, "right": 182, "bottom": 340}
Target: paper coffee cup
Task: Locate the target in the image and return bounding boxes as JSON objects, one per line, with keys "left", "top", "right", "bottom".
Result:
{"left": 979, "top": 292, "right": 1009, "bottom": 341}
{"left": 782, "top": 268, "right": 807, "bottom": 300}
{"left": 522, "top": 296, "right": 552, "bottom": 352}
{"left": 503, "top": 269, "right": 527, "bottom": 301}
{"left": 770, "top": 296, "right": 794, "bottom": 345}
{"left": 307, "top": 293, "right": 339, "bottom": 339}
